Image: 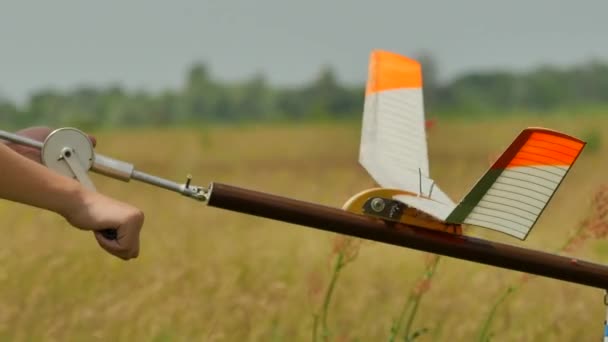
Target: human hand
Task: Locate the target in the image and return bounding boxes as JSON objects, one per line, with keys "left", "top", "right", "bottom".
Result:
{"left": 4, "top": 126, "right": 97, "bottom": 163}
{"left": 63, "top": 189, "right": 144, "bottom": 260}
{"left": 1, "top": 127, "right": 142, "bottom": 260}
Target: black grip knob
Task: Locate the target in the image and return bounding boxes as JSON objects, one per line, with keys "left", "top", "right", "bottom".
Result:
{"left": 100, "top": 229, "right": 118, "bottom": 240}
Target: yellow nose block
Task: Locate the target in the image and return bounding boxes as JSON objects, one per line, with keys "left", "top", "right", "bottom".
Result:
{"left": 343, "top": 188, "right": 462, "bottom": 235}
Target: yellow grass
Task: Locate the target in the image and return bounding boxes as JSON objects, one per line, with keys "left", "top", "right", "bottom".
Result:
{"left": 1, "top": 116, "right": 608, "bottom": 341}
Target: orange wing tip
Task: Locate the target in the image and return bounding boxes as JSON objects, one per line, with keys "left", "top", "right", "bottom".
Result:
{"left": 365, "top": 50, "right": 422, "bottom": 95}
{"left": 492, "top": 127, "right": 586, "bottom": 169}
{"left": 524, "top": 127, "right": 586, "bottom": 146}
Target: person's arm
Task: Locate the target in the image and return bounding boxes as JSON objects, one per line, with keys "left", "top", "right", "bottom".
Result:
{"left": 0, "top": 142, "right": 143, "bottom": 260}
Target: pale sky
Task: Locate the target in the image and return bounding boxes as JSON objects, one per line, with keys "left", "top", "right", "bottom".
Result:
{"left": 1, "top": 0, "right": 607, "bottom": 103}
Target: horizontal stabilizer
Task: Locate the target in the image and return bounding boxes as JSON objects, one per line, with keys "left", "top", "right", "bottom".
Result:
{"left": 446, "top": 128, "right": 585, "bottom": 239}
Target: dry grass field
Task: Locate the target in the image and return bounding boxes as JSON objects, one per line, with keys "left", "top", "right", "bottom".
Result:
{"left": 2, "top": 115, "right": 608, "bottom": 341}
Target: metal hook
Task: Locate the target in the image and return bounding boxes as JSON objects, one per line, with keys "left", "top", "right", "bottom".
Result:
{"left": 429, "top": 181, "right": 436, "bottom": 198}
{"left": 418, "top": 168, "right": 422, "bottom": 197}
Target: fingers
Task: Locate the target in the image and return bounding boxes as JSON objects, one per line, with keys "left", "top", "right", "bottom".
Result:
{"left": 94, "top": 231, "right": 140, "bottom": 260}
{"left": 16, "top": 126, "right": 97, "bottom": 147}
{"left": 6, "top": 145, "right": 42, "bottom": 162}
{"left": 15, "top": 126, "right": 53, "bottom": 142}
{"left": 5, "top": 127, "right": 54, "bottom": 162}
{"left": 93, "top": 210, "right": 144, "bottom": 260}
{"left": 62, "top": 190, "right": 144, "bottom": 261}
{"left": 8, "top": 126, "right": 97, "bottom": 163}
{"left": 88, "top": 135, "right": 97, "bottom": 147}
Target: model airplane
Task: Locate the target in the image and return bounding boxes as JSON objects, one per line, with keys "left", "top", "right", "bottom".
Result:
{"left": 343, "top": 50, "right": 586, "bottom": 240}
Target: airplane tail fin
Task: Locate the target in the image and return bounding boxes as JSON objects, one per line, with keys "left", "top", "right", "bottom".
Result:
{"left": 360, "top": 51, "right": 432, "bottom": 194}
{"left": 445, "top": 128, "right": 585, "bottom": 239}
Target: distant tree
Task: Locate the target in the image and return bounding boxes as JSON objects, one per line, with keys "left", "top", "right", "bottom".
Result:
{"left": 0, "top": 97, "right": 19, "bottom": 128}
{"left": 415, "top": 51, "right": 440, "bottom": 111}
{"left": 302, "top": 65, "right": 361, "bottom": 119}
{"left": 26, "top": 90, "right": 65, "bottom": 126}
{"left": 236, "top": 73, "right": 275, "bottom": 121}
{"left": 568, "top": 60, "right": 608, "bottom": 105}
{"left": 4, "top": 56, "right": 608, "bottom": 128}
{"left": 521, "top": 65, "right": 567, "bottom": 110}
{"left": 443, "top": 71, "right": 521, "bottom": 112}
{"left": 276, "top": 87, "right": 308, "bottom": 120}
{"left": 181, "top": 63, "right": 222, "bottom": 122}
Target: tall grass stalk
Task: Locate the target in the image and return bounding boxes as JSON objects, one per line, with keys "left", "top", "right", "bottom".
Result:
{"left": 389, "top": 254, "right": 440, "bottom": 342}
{"left": 312, "top": 235, "right": 361, "bottom": 342}
{"left": 476, "top": 286, "right": 515, "bottom": 342}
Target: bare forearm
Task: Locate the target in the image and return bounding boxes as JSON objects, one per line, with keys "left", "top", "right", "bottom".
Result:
{"left": 1, "top": 134, "right": 143, "bottom": 260}
{"left": 0, "top": 143, "right": 86, "bottom": 218}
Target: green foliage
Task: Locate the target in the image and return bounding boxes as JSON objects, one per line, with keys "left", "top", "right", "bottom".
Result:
{"left": 389, "top": 255, "right": 440, "bottom": 342}
{"left": 582, "top": 128, "right": 602, "bottom": 152}
{"left": 2, "top": 57, "right": 608, "bottom": 129}
{"left": 476, "top": 286, "right": 516, "bottom": 342}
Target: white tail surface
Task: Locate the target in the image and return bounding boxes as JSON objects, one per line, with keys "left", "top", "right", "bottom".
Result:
{"left": 446, "top": 128, "right": 585, "bottom": 239}
{"left": 359, "top": 50, "right": 454, "bottom": 206}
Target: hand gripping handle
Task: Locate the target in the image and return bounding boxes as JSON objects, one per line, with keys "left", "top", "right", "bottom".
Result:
{"left": 42, "top": 128, "right": 119, "bottom": 241}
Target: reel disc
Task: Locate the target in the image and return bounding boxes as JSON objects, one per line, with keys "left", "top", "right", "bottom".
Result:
{"left": 41, "top": 128, "right": 94, "bottom": 179}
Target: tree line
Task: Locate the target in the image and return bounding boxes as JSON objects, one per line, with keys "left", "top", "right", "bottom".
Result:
{"left": 1, "top": 56, "right": 608, "bottom": 129}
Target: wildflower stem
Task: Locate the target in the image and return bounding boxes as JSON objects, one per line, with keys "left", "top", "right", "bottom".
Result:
{"left": 389, "top": 255, "right": 441, "bottom": 342}
{"left": 476, "top": 286, "right": 515, "bottom": 342}
{"left": 403, "top": 296, "right": 422, "bottom": 340}
{"left": 403, "top": 256, "right": 440, "bottom": 339}
{"left": 321, "top": 251, "right": 345, "bottom": 342}
{"left": 312, "top": 313, "right": 319, "bottom": 342}
{"left": 389, "top": 294, "right": 415, "bottom": 342}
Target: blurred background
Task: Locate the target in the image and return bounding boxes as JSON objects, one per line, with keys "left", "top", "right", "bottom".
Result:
{"left": 2, "top": 1, "right": 608, "bottom": 341}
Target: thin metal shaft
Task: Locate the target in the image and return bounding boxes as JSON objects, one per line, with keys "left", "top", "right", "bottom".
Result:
{"left": 0, "top": 130, "right": 181, "bottom": 192}
{"left": 0, "top": 130, "right": 43, "bottom": 149}
{"left": 1, "top": 129, "right": 206, "bottom": 200}
{"left": 130, "top": 170, "right": 184, "bottom": 193}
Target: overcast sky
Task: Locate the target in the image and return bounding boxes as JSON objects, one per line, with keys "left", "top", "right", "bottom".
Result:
{"left": 1, "top": 0, "right": 607, "bottom": 103}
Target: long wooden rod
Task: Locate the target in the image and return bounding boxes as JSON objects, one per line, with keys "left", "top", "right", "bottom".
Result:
{"left": 207, "top": 182, "right": 608, "bottom": 289}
